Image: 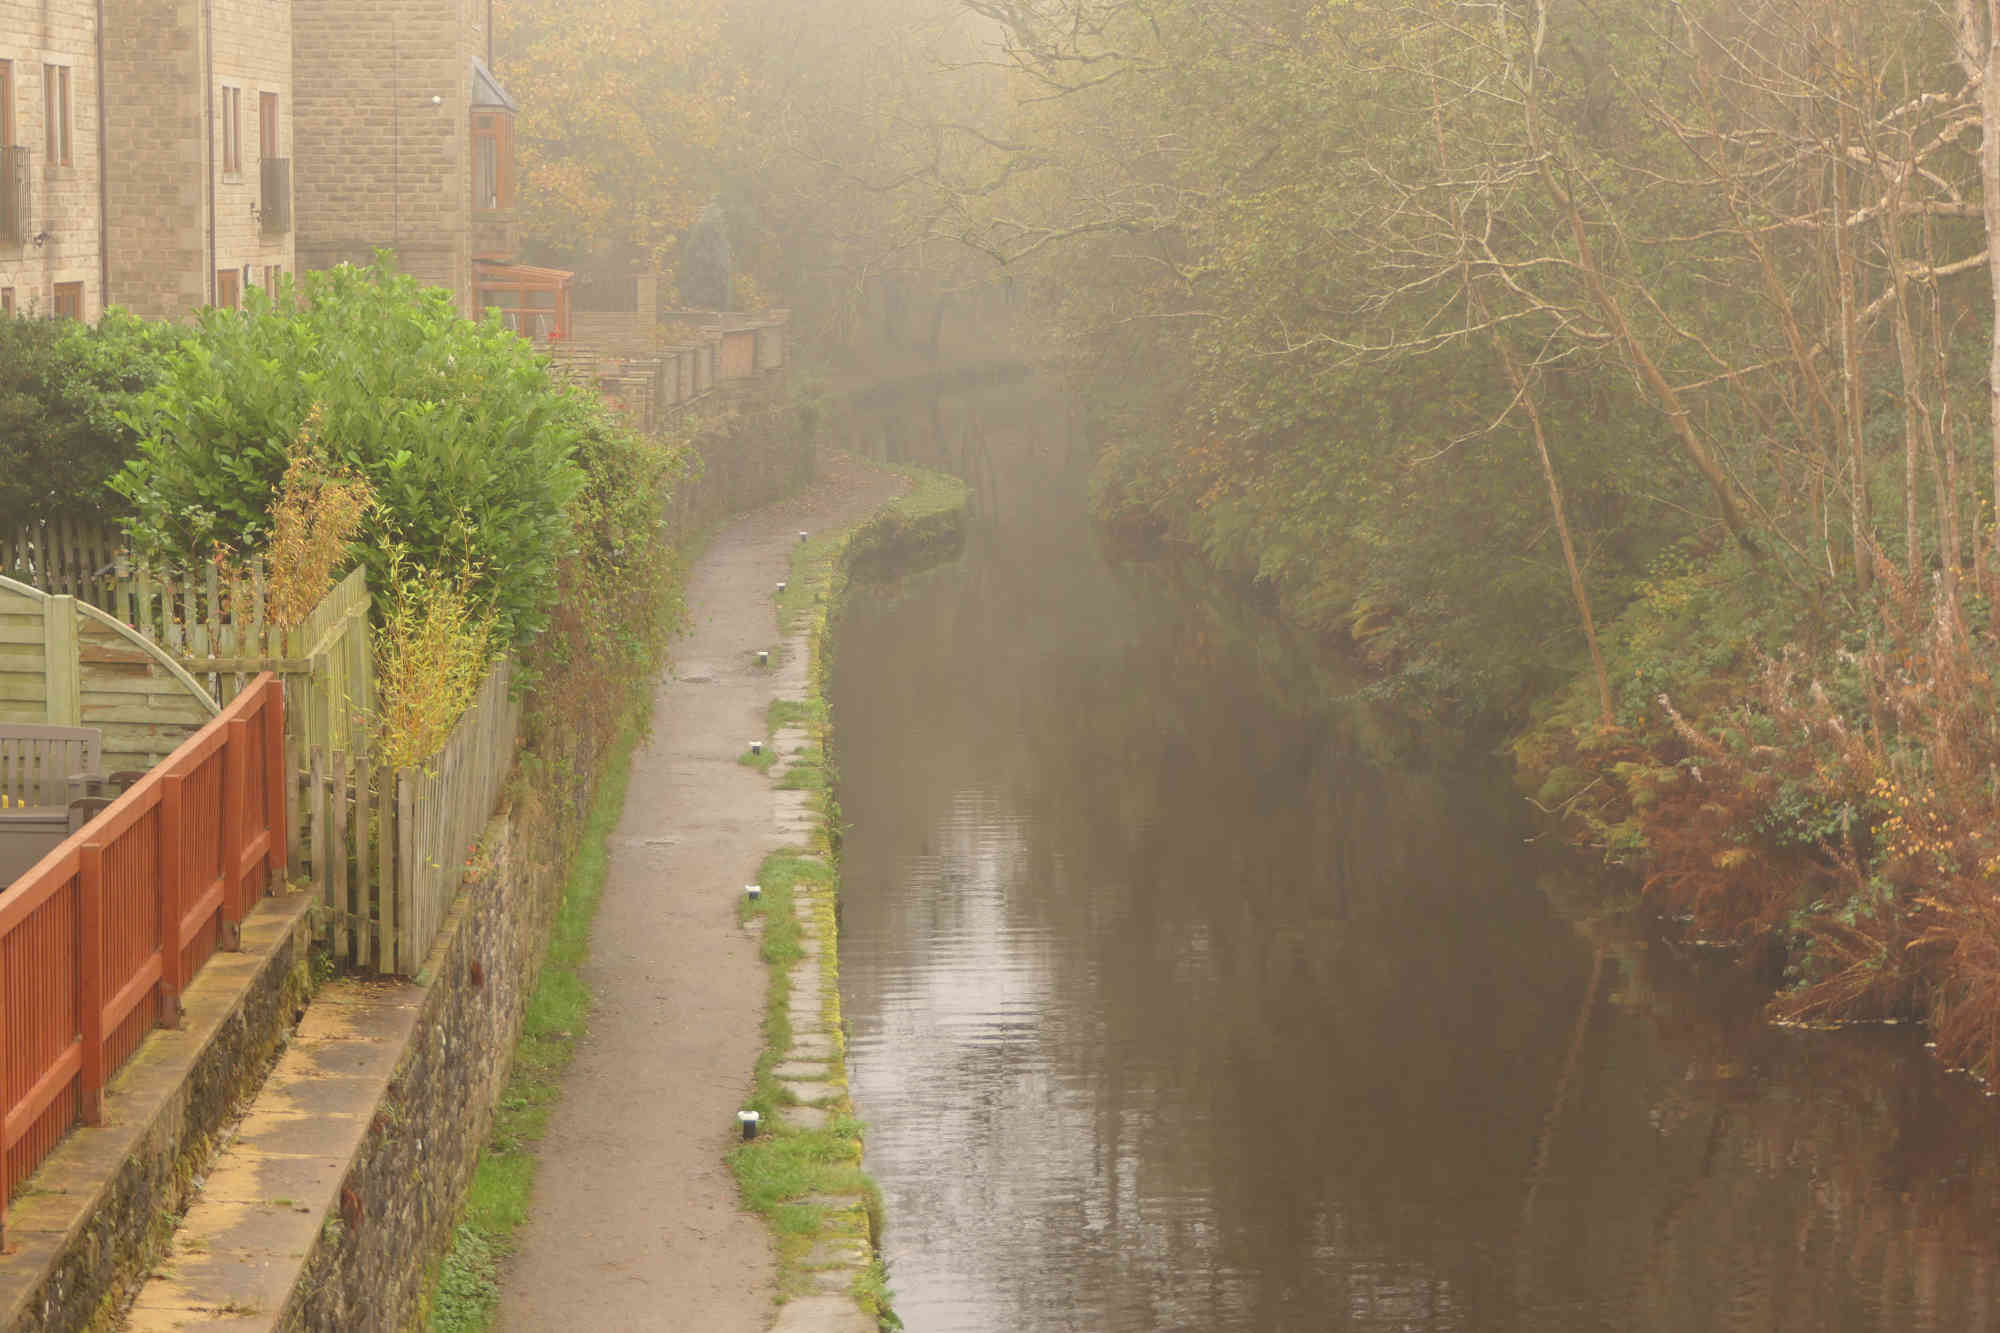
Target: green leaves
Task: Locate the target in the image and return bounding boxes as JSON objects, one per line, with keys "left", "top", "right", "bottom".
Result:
{"left": 115, "top": 260, "right": 593, "bottom": 648}
{"left": 0, "top": 308, "right": 186, "bottom": 528}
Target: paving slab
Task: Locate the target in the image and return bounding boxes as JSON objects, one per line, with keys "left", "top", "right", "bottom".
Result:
{"left": 120, "top": 977, "right": 423, "bottom": 1331}
{"left": 770, "top": 1294, "right": 877, "bottom": 1333}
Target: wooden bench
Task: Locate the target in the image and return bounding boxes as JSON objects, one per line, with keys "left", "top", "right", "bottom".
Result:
{"left": 0, "top": 724, "right": 103, "bottom": 809}
{"left": 0, "top": 725, "right": 142, "bottom": 887}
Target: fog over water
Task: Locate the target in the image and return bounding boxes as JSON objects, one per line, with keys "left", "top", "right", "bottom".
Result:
{"left": 827, "top": 382, "right": 2000, "bottom": 1332}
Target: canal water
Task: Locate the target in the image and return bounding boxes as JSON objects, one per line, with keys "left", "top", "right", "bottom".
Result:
{"left": 826, "top": 382, "right": 2000, "bottom": 1332}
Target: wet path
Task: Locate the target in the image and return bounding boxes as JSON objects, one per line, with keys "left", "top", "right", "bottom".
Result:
{"left": 499, "top": 454, "right": 903, "bottom": 1332}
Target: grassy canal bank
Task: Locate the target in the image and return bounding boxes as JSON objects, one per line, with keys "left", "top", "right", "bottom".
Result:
{"left": 424, "top": 458, "right": 967, "bottom": 1331}
{"left": 728, "top": 462, "right": 969, "bottom": 1325}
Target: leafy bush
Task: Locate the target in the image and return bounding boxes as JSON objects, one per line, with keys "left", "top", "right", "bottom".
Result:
{"left": 114, "top": 261, "right": 589, "bottom": 646}
{"left": 0, "top": 309, "right": 185, "bottom": 527}
{"left": 521, "top": 412, "right": 695, "bottom": 743}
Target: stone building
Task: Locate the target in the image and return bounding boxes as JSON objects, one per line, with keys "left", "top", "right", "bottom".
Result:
{"left": 294, "top": 0, "right": 567, "bottom": 335}
{"left": 0, "top": 0, "right": 104, "bottom": 320}
{"left": 0, "top": 0, "right": 294, "bottom": 322}
{"left": 101, "top": 0, "right": 296, "bottom": 319}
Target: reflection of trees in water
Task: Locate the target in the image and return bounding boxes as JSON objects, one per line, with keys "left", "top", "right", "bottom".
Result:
{"left": 1534, "top": 904, "right": 2000, "bottom": 1332}
{"left": 830, "top": 385, "right": 2000, "bottom": 1331}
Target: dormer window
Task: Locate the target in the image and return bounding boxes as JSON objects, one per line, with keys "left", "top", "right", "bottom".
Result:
{"left": 470, "top": 59, "right": 516, "bottom": 216}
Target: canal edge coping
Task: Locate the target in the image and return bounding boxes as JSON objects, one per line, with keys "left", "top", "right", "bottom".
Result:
{"left": 738, "top": 460, "right": 971, "bottom": 1330}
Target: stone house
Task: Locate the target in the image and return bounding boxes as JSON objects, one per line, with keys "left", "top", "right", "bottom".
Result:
{"left": 102, "top": 0, "right": 297, "bottom": 319}
{"left": 0, "top": 0, "right": 103, "bottom": 320}
{"left": 0, "top": 0, "right": 295, "bottom": 322}
{"left": 294, "top": 0, "right": 568, "bottom": 336}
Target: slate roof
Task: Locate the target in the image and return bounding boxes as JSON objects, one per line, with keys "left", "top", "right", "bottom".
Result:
{"left": 470, "top": 58, "right": 518, "bottom": 112}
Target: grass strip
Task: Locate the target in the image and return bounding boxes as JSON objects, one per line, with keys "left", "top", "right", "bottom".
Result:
{"left": 727, "top": 462, "right": 968, "bottom": 1329}
{"left": 423, "top": 718, "right": 642, "bottom": 1333}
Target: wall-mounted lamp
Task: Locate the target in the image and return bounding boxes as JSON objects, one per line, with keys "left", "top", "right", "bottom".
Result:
{"left": 30, "top": 231, "right": 48, "bottom": 248}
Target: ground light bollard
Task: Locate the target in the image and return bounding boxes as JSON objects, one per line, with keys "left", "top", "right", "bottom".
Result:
{"left": 738, "top": 1110, "right": 760, "bottom": 1141}
{"left": 750, "top": 740, "right": 763, "bottom": 757}
{"left": 757, "top": 650, "right": 769, "bottom": 667}
{"left": 798, "top": 530, "right": 808, "bottom": 543}
{"left": 745, "top": 884, "right": 762, "bottom": 904}
{"left": 776, "top": 581, "right": 787, "bottom": 594}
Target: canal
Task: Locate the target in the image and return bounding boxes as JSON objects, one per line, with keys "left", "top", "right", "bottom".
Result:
{"left": 826, "top": 380, "right": 2000, "bottom": 1332}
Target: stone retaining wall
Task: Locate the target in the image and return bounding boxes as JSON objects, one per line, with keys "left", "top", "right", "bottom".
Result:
{"left": 281, "top": 813, "right": 555, "bottom": 1329}
{"left": 0, "top": 891, "right": 315, "bottom": 1333}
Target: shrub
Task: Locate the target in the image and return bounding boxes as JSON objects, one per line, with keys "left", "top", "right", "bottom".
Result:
{"left": 0, "top": 308, "right": 185, "bottom": 527}
{"left": 113, "top": 261, "right": 589, "bottom": 647}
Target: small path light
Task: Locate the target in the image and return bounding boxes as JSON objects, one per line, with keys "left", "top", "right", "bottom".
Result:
{"left": 746, "top": 883, "right": 762, "bottom": 903}
{"left": 776, "top": 581, "right": 787, "bottom": 594}
{"left": 757, "top": 650, "right": 769, "bottom": 667}
{"left": 738, "top": 1109, "right": 761, "bottom": 1140}
{"left": 750, "top": 740, "right": 764, "bottom": 756}
{"left": 798, "top": 530, "right": 808, "bottom": 543}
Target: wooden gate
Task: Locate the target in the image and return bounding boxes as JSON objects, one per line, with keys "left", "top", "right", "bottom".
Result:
{"left": 0, "top": 576, "right": 218, "bottom": 774}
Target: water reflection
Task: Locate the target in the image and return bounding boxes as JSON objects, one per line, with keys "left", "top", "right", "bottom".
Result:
{"left": 828, "top": 382, "right": 2000, "bottom": 1332}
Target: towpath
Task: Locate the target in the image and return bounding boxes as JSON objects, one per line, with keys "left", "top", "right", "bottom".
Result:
{"left": 497, "top": 452, "right": 904, "bottom": 1331}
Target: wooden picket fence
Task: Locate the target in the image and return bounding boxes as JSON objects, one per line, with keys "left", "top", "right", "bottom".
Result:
{"left": 9, "top": 524, "right": 523, "bottom": 977}
{"left": 118, "top": 562, "right": 374, "bottom": 757}
{"left": 1, "top": 519, "right": 124, "bottom": 612}
{"left": 294, "top": 658, "right": 519, "bottom": 975}
{"left": 3, "top": 526, "right": 375, "bottom": 758}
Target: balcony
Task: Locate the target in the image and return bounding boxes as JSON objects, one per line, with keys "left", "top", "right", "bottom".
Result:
{"left": 258, "top": 157, "right": 291, "bottom": 236}
{"left": 0, "top": 146, "right": 29, "bottom": 246}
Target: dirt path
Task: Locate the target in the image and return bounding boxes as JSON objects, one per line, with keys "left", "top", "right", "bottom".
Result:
{"left": 497, "top": 453, "right": 905, "bottom": 1332}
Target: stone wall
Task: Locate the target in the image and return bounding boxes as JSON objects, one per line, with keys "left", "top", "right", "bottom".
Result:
{"left": 0, "top": 0, "right": 103, "bottom": 319}
{"left": 294, "top": 0, "right": 480, "bottom": 311}
{"left": 281, "top": 811, "right": 562, "bottom": 1330}
{"left": 209, "top": 0, "right": 295, "bottom": 297}
{"left": 101, "top": 0, "right": 293, "bottom": 321}
{"left": 101, "top": 0, "right": 204, "bottom": 319}
{"left": 679, "top": 395, "right": 818, "bottom": 534}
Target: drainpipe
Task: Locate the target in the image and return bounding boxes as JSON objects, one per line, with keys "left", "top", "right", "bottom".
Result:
{"left": 93, "top": 0, "right": 108, "bottom": 311}
{"left": 203, "top": 0, "right": 215, "bottom": 306}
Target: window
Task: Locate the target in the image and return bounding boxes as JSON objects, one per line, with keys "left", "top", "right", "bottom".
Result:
{"left": 44, "top": 65, "right": 70, "bottom": 167}
{"left": 215, "top": 268, "right": 239, "bottom": 310}
{"left": 221, "top": 85, "right": 240, "bottom": 176}
{"left": 471, "top": 111, "right": 512, "bottom": 213}
{"left": 53, "top": 282, "right": 82, "bottom": 320}
{"left": 259, "top": 92, "right": 277, "bottom": 161}
{"left": 261, "top": 264, "right": 280, "bottom": 291}
{"left": 1, "top": 288, "right": 13, "bottom": 316}
{"left": 1, "top": 61, "right": 14, "bottom": 148}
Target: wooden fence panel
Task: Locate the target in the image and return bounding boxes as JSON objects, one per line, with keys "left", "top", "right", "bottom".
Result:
{"left": 0, "top": 584, "right": 49, "bottom": 727}
{"left": 393, "top": 659, "right": 517, "bottom": 974}
{"left": 2, "top": 521, "right": 123, "bottom": 613}
{"left": 0, "top": 676, "right": 283, "bottom": 1242}
{"left": 297, "top": 658, "right": 517, "bottom": 977}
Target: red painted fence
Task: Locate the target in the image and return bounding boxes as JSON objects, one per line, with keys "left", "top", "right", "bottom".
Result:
{"left": 0, "top": 674, "right": 284, "bottom": 1240}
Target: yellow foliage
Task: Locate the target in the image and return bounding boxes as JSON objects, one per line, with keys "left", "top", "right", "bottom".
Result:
{"left": 497, "top": 0, "right": 730, "bottom": 263}
{"left": 375, "top": 552, "right": 496, "bottom": 772}
{"left": 262, "top": 405, "right": 375, "bottom": 629}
